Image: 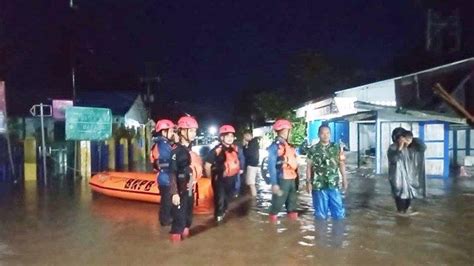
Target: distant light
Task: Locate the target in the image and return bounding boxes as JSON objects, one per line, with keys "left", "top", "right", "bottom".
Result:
{"left": 208, "top": 126, "right": 217, "bottom": 135}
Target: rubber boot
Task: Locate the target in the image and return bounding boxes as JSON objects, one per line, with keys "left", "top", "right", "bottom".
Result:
{"left": 169, "top": 234, "right": 182, "bottom": 242}
{"left": 287, "top": 212, "right": 298, "bottom": 220}
{"left": 182, "top": 227, "right": 190, "bottom": 239}
{"left": 269, "top": 214, "right": 278, "bottom": 223}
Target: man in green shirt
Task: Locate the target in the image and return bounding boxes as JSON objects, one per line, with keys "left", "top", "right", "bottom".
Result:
{"left": 306, "top": 124, "right": 348, "bottom": 220}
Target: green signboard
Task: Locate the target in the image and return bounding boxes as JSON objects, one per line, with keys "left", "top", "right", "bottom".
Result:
{"left": 66, "top": 107, "right": 112, "bottom": 140}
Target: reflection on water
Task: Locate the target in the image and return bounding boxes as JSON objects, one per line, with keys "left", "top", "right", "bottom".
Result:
{"left": 1, "top": 171, "right": 473, "bottom": 265}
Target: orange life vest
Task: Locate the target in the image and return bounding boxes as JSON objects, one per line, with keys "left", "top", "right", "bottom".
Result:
{"left": 277, "top": 141, "right": 298, "bottom": 179}
{"left": 149, "top": 143, "right": 160, "bottom": 172}
{"left": 149, "top": 141, "right": 175, "bottom": 172}
{"left": 215, "top": 144, "right": 241, "bottom": 177}
{"left": 150, "top": 143, "right": 159, "bottom": 164}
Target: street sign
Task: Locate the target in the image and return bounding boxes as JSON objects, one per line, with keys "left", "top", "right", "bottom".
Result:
{"left": 30, "top": 104, "right": 52, "bottom": 117}
{"left": 65, "top": 106, "right": 112, "bottom": 140}
{"left": 52, "top": 100, "right": 73, "bottom": 120}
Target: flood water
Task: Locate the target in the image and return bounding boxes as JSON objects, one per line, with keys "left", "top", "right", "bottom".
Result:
{"left": 1, "top": 168, "right": 473, "bottom": 265}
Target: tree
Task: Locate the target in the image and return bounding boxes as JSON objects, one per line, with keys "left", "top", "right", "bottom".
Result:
{"left": 287, "top": 50, "right": 371, "bottom": 103}
{"left": 232, "top": 76, "right": 278, "bottom": 132}
{"left": 289, "top": 114, "right": 306, "bottom": 146}
{"left": 288, "top": 51, "right": 331, "bottom": 103}
{"left": 253, "top": 91, "right": 291, "bottom": 121}
{"left": 245, "top": 90, "right": 306, "bottom": 145}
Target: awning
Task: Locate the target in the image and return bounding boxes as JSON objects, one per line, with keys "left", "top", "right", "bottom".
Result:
{"left": 331, "top": 111, "right": 376, "bottom": 122}
{"left": 355, "top": 101, "right": 467, "bottom": 124}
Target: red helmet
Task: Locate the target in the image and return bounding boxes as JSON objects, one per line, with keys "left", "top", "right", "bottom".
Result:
{"left": 177, "top": 116, "right": 199, "bottom": 129}
{"left": 155, "top": 119, "right": 175, "bottom": 132}
{"left": 273, "top": 119, "right": 292, "bottom": 131}
{"left": 219, "top": 125, "right": 236, "bottom": 135}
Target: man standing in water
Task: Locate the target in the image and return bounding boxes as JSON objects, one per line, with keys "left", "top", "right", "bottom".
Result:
{"left": 306, "top": 124, "right": 348, "bottom": 220}
{"left": 267, "top": 119, "right": 299, "bottom": 222}
{"left": 387, "top": 128, "right": 426, "bottom": 216}
{"left": 169, "top": 116, "right": 199, "bottom": 242}
{"left": 243, "top": 131, "right": 260, "bottom": 197}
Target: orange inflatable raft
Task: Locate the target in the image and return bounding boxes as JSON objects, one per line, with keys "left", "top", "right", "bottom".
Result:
{"left": 89, "top": 171, "right": 214, "bottom": 215}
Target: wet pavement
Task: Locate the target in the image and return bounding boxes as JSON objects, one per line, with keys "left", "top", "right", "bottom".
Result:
{"left": 1, "top": 168, "right": 473, "bottom": 265}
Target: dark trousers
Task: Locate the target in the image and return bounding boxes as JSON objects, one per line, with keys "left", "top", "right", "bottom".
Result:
{"left": 159, "top": 185, "right": 172, "bottom": 226}
{"left": 212, "top": 175, "right": 237, "bottom": 218}
{"left": 270, "top": 179, "right": 297, "bottom": 215}
{"left": 395, "top": 197, "right": 411, "bottom": 212}
{"left": 170, "top": 191, "right": 194, "bottom": 234}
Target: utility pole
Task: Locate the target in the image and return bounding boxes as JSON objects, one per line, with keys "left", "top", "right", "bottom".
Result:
{"left": 70, "top": 0, "right": 79, "bottom": 179}
{"left": 39, "top": 103, "right": 48, "bottom": 184}
{"left": 139, "top": 75, "right": 160, "bottom": 120}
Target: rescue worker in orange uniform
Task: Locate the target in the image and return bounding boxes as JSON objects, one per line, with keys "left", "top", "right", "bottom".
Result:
{"left": 169, "top": 116, "right": 200, "bottom": 242}
{"left": 149, "top": 119, "right": 176, "bottom": 226}
{"left": 205, "top": 125, "right": 245, "bottom": 222}
{"left": 267, "top": 119, "right": 299, "bottom": 222}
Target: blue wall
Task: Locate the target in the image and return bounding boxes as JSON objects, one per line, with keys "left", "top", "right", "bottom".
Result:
{"left": 307, "top": 120, "right": 349, "bottom": 148}
{"left": 328, "top": 121, "right": 350, "bottom": 149}
{"left": 308, "top": 120, "right": 322, "bottom": 144}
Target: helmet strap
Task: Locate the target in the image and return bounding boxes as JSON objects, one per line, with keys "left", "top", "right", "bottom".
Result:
{"left": 180, "top": 129, "right": 191, "bottom": 146}
{"left": 278, "top": 129, "right": 291, "bottom": 141}
{"left": 165, "top": 129, "right": 175, "bottom": 141}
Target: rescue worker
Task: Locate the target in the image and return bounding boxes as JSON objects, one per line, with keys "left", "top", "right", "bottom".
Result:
{"left": 169, "top": 116, "right": 199, "bottom": 242}
{"left": 306, "top": 124, "right": 348, "bottom": 220}
{"left": 205, "top": 125, "right": 245, "bottom": 222}
{"left": 267, "top": 119, "right": 299, "bottom": 222}
{"left": 149, "top": 119, "right": 176, "bottom": 226}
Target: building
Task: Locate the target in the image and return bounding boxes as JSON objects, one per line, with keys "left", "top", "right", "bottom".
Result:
{"left": 296, "top": 58, "right": 474, "bottom": 178}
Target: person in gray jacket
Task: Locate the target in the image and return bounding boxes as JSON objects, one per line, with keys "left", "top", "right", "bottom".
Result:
{"left": 387, "top": 128, "right": 426, "bottom": 216}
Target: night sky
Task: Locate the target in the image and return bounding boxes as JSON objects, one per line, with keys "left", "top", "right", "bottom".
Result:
{"left": 1, "top": 0, "right": 468, "bottom": 117}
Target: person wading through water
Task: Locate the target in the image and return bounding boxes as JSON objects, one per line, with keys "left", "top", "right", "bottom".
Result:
{"left": 205, "top": 125, "right": 245, "bottom": 222}
{"left": 306, "top": 124, "right": 348, "bottom": 220}
{"left": 387, "top": 128, "right": 426, "bottom": 216}
{"left": 267, "top": 119, "right": 299, "bottom": 222}
{"left": 169, "top": 116, "right": 199, "bottom": 242}
{"left": 149, "top": 119, "right": 176, "bottom": 226}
